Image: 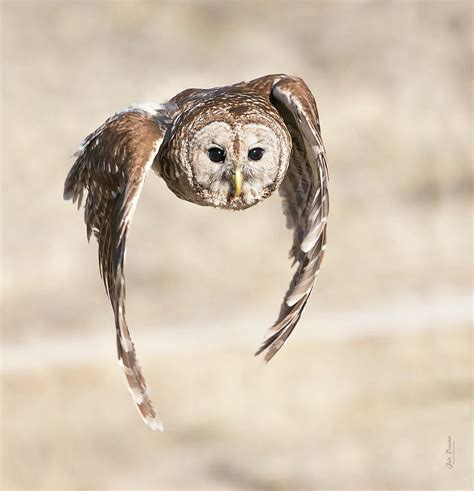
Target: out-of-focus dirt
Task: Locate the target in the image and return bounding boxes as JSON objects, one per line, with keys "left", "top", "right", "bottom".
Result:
{"left": 3, "top": 327, "right": 472, "bottom": 490}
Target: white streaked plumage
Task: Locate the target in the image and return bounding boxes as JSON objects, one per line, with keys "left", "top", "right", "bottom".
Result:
{"left": 64, "top": 74, "right": 329, "bottom": 430}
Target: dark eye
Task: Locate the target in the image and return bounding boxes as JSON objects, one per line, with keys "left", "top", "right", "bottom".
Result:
{"left": 208, "top": 147, "right": 226, "bottom": 163}
{"left": 248, "top": 147, "right": 264, "bottom": 161}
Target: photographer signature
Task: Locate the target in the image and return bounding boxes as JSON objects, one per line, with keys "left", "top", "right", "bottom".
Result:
{"left": 445, "top": 436, "right": 455, "bottom": 469}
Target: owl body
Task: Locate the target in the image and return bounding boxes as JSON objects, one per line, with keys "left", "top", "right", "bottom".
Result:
{"left": 64, "top": 74, "right": 329, "bottom": 431}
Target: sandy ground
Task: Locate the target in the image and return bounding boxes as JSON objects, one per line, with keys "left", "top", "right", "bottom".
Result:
{"left": 1, "top": 1, "right": 472, "bottom": 489}
{"left": 2, "top": 325, "right": 472, "bottom": 490}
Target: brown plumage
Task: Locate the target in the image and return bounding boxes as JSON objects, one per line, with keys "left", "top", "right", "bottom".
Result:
{"left": 64, "top": 74, "right": 329, "bottom": 430}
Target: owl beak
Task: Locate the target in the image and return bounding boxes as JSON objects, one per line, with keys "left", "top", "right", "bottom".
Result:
{"left": 233, "top": 169, "right": 243, "bottom": 198}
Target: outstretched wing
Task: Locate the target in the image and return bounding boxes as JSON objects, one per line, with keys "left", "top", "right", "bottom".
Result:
{"left": 64, "top": 105, "right": 173, "bottom": 430}
{"left": 252, "top": 75, "right": 329, "bottom": 362}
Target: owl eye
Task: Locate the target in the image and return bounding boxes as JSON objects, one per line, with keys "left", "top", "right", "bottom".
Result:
{"left": 208, "top": 147, "right": 226, "bottom": 163}
{"left": 248, "top": 147, "right": 264, "bottom": 161}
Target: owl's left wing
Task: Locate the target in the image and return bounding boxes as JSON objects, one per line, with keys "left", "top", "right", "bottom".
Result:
{"left": 251, "top": 75, "right": 329, "bottom": 362}
{"left": 64, "top": 105, "right": 173, "bottom": 430}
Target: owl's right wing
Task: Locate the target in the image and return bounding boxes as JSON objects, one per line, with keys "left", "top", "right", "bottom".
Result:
{"left": 251, "top": 75, "right": 329, "bottom": 362}
{"left": 64, "top": 105, "right": 173, "bottom": 430}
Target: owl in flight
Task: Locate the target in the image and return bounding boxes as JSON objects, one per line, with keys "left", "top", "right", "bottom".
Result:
{"left": 64, "top": 74, "right": 329, "bottom": 430}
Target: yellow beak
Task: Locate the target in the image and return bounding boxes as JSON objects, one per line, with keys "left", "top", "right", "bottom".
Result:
{"left": 233, "top": 169, "right": 243, "bottom": 198}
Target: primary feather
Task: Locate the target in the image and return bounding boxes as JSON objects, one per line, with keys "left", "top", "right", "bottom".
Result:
{"left": 64, "top": 106, "right": 173, "bottom": 430}
{"left": 250, "top": 76, "right": 329, "bottom": 362}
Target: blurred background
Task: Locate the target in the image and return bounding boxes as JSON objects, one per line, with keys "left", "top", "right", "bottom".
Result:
{"left": 1, "top": 1, "right": 472, "bottom": 489}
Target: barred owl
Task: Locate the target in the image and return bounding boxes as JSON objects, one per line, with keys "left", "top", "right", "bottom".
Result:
{"left": 64, "top": 74, "right": 329, "bottom": 430}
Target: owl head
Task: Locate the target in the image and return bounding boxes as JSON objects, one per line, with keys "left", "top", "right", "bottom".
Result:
{"left": 164, "top": 97, "right": 292, "bottom": 209}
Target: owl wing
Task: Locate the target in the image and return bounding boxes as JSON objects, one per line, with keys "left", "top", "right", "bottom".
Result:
{"left": 64, "top": 105, "right": 173, "bottom": 430}
{"left": 252, "top": 76, "right": 329, "bottom": 362}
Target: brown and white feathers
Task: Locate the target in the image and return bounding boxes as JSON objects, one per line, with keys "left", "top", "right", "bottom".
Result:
{"left": 64, "top": 74, "right": 329, "bottom": 430}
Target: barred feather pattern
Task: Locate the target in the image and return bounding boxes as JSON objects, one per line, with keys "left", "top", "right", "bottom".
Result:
{"left": 63, "top": 107, "right": 172, "bottom": 430}
{"left": 253, "top": 76, "right": 329, "bottom": 362}
{"left": 64, "top": 75, "right": 328, "bottom": 429}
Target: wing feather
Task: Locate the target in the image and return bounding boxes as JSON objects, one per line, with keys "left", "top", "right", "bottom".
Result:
{"left": 252, "top": 76, "right": 329, "bottom": 362}
{"left": 64, "top": 106, "right": 172, "bottom": 430}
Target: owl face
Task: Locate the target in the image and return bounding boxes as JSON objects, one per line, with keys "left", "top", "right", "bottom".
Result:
{"left": 170, "top": 108, "right": 291, "bottom": 210}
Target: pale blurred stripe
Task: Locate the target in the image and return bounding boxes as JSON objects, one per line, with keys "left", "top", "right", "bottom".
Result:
{"left": 2, "top": 292, "right": 471, "bottom": 373}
